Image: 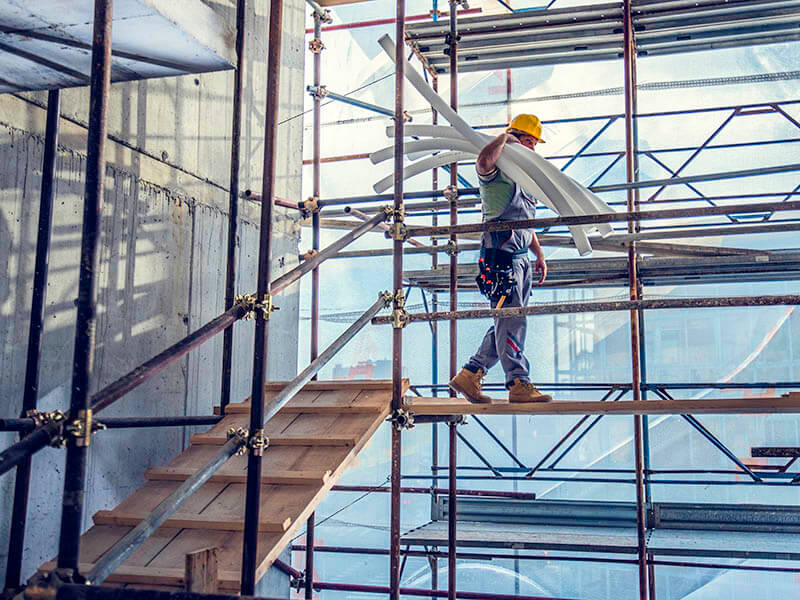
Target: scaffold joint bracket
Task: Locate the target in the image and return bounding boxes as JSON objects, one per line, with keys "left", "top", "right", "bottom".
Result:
{"left": 308, "top": 38, "right": 325, "bottom": 54}
{"left": 236, "top": 293, "right": 279, "bottom": 320}
{"left": 248, "top": 429, "right": 269, "bottom": 456}
{"left": 389, "top": 408, "right": 415, "bottom": 430}
{"left": 308, "top": 85, "right": 328, "bottom": 100}
{"left": 300, "top": 196, "right": 320, "bottom": 218}
{"left": 443, "top": 185, "right": 458, "bottom": 203}
{"left": 227, "top": 427, "right": 250, "bottom": 456}
{"left": 444, "top": 240, "right": 459, "bottom": 257}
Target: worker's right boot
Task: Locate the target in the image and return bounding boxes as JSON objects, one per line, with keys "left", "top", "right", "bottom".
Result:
{"left": 508, "top": 379, "right": 553, "bottom": 403}
{"left": 449, "top": 368, "right": 492, "bottom": 404}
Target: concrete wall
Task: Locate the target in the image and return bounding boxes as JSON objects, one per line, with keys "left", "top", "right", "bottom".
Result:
{"left": 0, "top": 0, "right": 305, "bottom": 589}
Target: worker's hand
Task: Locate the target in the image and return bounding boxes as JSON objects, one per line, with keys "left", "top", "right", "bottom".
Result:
{"left": 504, "top": 133, "right": 520, "bottom": 145}
{"left": 535, "top": 254, "right": 547, "bottom": 284}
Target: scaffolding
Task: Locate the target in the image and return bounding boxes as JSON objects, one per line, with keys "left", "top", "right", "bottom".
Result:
{"left": 2, "top": 1, "right": 800, "bottom": 600}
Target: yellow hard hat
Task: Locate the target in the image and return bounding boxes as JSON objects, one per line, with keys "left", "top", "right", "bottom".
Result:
{"left": 506, "top": 114, "right": 545, "bottom": 143}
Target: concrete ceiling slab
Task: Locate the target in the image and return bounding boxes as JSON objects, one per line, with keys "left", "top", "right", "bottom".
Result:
{"left": 0, "top": 0, "right": 235, "bottom": 93}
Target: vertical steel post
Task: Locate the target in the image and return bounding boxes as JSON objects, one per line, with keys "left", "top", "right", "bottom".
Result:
{"left": 447, "top": 422, "right": 457, "bottom": 600}
{"left": 220, "top": 0, "right": 247, "bottom": 415}
{"left": 623, "top": 1, "right": 649, "bottom": 598}
{"left": 5, "top": 89, "right": 61, "bottom": 591}
{"left": 447, "top": 0, "right": 459, "bottom": 387}
{"left": 57, "top": 0, "right": 112, "bottom": 572}
{"left": 430, "top": 75, "right": 440, "bottom": 600}
{"left": 240, "top": 0, "right": 283, "bottom": 593}
{"left": 305, "top": 10, "right": 323, "bottom": 598}
{"left": 447, "top": 4, "right": 459, "bottom": 599}
{"left": 389, "top": 3, "right": 406, "bottom": 599}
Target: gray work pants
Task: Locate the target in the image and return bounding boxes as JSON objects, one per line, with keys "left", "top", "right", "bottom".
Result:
{"left": 465, "top": 256, "right": 532, "bottom": 386}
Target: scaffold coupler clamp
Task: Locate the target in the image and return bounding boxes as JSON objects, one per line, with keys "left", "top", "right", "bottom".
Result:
{"left": 236, "top": 293, "right": 279, "bottom": 321}
{"left": 390, "top": 407, "right": 415, "bottom": 430}
{"left": 307, "top": 85, "right": 328, "bottom": 100}
{"left": 402, "top": 110, "right": 413, "bottom": 123}
{"left": 444, "top": 239, "right": 459, "bottom": 257}
{"left": 25, "top": 409, "right": 66, "bottom": 449}
{"left": 247, "top": 429, "right": 269, "bottom": 456}
{"left": 227, "top": 426, "right": 250, "bottom": 456}
{"left": 443, "top": 185, "right": 458, "bottom": 203}
{"left": 390, "top": 289, "right": 410, "bottom": 329}
{"left": 299, "top": 195, "right": 320, "bottom": 219}
{"left": 64, "top": 409, "right": 105, "bottom": 448}
{"left": 308, "top": 37, "right": 325, "bottom": 54}
{"left": 379, "top": 290, "right": 394, "bottom": 308}
{"left": 443, "top": 32, "right": 462, "bottom": 55}
{"left": 300, "top": 249, "right": 319, "bottom": 261}
{"left": 289, "top": 571, "right": 305, "bottom": 593}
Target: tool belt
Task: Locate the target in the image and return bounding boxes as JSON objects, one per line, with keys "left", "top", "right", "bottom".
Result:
{"left": 476, "top": 247, "right": 519, "bottom": 301}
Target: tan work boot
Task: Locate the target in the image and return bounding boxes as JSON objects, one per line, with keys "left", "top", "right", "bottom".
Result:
{"left": 449, "top": 368, "right": 492, "bottom": 404}
{"left": 508, "top": 379, "right": 552, "bottom": 403}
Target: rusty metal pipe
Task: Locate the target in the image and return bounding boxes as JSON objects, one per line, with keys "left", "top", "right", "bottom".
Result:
{"left": 57, "top": 0, "right": 112, "bottom": 571}
{"left": 241, "top": 0, "right": 283, "bottom": 593}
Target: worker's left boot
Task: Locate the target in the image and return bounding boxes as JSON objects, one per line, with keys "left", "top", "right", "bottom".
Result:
{"left": 508, "top": 378, "right": 552, "bottom": 403}
{"left": 449, "top": 368, "right": 492, "bottom": 404}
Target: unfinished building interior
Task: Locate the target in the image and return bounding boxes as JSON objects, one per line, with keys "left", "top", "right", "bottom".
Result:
{"left": 1, "top": 0, "right": 799, "bottom": 599}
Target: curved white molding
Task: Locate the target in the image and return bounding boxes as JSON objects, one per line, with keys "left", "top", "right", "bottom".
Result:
{"left": 373, "top": 151, "right": 477, "bottom": 193}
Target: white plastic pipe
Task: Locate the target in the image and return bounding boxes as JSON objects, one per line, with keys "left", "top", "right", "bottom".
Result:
{"left": 373, "top": 151, "right": 477, "bottom": 193}
{"left": 389, "top": 124, "right": 614, "bottom": 237}
{"left": 377, "top": 34, "right": 593, "bottom": 256}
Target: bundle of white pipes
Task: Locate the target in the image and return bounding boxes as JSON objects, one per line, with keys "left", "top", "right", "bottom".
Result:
{"left": 371, "top": 34, "right": 617, "bottom": 256}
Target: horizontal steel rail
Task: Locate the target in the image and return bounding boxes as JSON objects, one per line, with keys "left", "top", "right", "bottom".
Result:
{"left": 405, "top": 199, "right": 800, "bottom": 238}
{"left": 373, "top": 294, "right": 800, "bottom": 325}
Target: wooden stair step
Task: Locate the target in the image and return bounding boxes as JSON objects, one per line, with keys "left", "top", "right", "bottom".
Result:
{"left": 145, "top": 466, "right": 330, "bottom": 486}
{"left": 93, "top": 510, "right": 291, "bottom": 533}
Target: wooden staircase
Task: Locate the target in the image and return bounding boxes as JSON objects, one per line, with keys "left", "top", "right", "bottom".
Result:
{"left": 40, "top": 380, "right": 403, "bottom": 591}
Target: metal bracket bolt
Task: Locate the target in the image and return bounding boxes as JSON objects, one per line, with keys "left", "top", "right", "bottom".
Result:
{"left": 443, "top": 185, "right": 459, "bottom": 203}
{"left": 227, "top": 427, "right": 250, "bottom": 456}
{"left": 308, "top": 85, "right": 328, "bottom": 100}
{"left": 299, "top": 196, "right": 320, "bottom": 219}
{"left": 382, "top": 205, "right": 406, "bottom": 222}
{"left": 390, "top": 408, "right": 415, "bottom": 430}
{"left": 248, "top": 429, "right": 269, "bottom": 457}
{"left": 389, "top": 222, "right": 409, "bottom": 242}
{"left": 308, "top": 38, "right": 325, "bottom": 54}
{"left": 64, "top": 409, "right": 105, "bottom": 448}
{"left": 390, "top": 289, "right": 409, "bottom": 329}
{"left": 236, "top": 293, "right": 279, "bottom": 321}
{"left": 444, "top": 240, "right": 459, "bottom": 257}
{"left": 379, "top": 290, "right": 394, "bottom": 308}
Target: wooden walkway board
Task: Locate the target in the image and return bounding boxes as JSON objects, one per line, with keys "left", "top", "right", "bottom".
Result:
{"left": 38, "top": 380, "right": 401, "bottom": 590}
{"left": 403, "top": 394, "right": 800, "bottom": 415}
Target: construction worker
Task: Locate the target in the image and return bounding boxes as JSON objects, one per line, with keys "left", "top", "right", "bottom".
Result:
{"left": 449, "top": 114, "right": 553, "bottom": 404}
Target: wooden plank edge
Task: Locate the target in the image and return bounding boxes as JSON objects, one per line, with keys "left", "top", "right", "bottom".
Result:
{"left": 145, "top": 467, "right": 331, "bottom": 486}
{"left": 402, "top": 396, "right": 800, "bottom": 416}
{"left": 189, "top": 434, "right": 358, "bottom": 447}
{"left": 92, "top": 510, "right": 291, "bottom": 533}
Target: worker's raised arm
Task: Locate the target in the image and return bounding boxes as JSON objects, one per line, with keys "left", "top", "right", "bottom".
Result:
{"left": 476, "top": 132, "right": 517, "bottom": 176}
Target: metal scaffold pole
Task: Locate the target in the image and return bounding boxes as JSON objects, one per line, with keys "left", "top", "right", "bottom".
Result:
{"left": 430, "top": 73, "right": 440, "bottom": 600}
{"left": 56, "top": 0, "right": 113, "bottom": 573}
{"left": 305, "top": 4, "right": 325, "bottom": 595}
{"left": 5, "top": 88, "right": 61, "bottom": 592}
{"left": 220, "top": 0, "right": 247, "bottom": 416}
{"left": 390, "top": 2, "right": 406, "bottom": 599}
{"left": 447, "top": 3, "right": 459, "bottom": 598}
{"left": 623, "top": 1, "right": 649, "bottom": 598}
{"left": 241, "top": 0, "right": 283, "bottom": 593}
